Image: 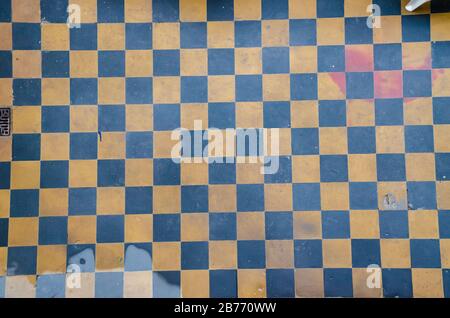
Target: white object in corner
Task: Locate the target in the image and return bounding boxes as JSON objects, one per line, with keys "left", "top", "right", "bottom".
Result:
{"left": 405, "top": 0, "right": 431, "bottom": 11}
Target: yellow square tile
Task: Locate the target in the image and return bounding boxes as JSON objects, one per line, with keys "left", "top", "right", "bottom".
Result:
{"left": 153, "top": 186, "right": 180, "bottom": 213}
{"left": 69, "top": 160, "right": 97, "bottom": 188}
{"left": 37, "top": 245, "right": 66, "bottom": 274}
{"left": 268, "top": 128, "right": 291, "bottom": 156}
{"left": 376, "top": 126, "right": 405, "bottom": 153}
{"left": 65, "top": 273, "right": 95, "bottom": 298}
{"left": 380, "top": 239, "right": 411, "bottom": 268}
{"left": 0, "top": 79, "right": 12, "bottom": 105}
{"left": 262, "top": 20, "right": 289, "bottom": 47}
{"left": 41, "top": 133, "right": 69, "bottom": 161}
{"left": 70, "top": 106, "right": 98, "bottom": 132}
{"left": 12, "top": 106, "right": 41, "bottom": 133}
{"left": 293, "top": 211, "right": 321, "bottom": 239}
{"left": 207, "top": 22, "right": 234, "bottom": 48}
{"left": 437, "top": 181, "right": 450, "bottom": 209}
{"left": 235, "top": 0, "right": 261, "bottom": 20}
{"left": 345, "top": 0, "right": 372, "bottom": 16}
{"left": 295, "top": 268, "right": 324, "bottom": 297}
{"left": 125, "top": 214, "right": 152, "bottom": 242}
{"left": 0, "top": 190, "right": 10, "bottom": 218}
{"left": 235, "top": 48, "right": 262, "bottom": 75}
{"left": 96, "top": 243, "right": 124, "bottom": 272}
{"left": 292, "top": 155, "right": 320, "bottom": 183}
{"left": 435, "top": 125, "right": 450, "bottom": 152}
{"left": 347, "top": 99, "right": 375, "bottom": 126}
{"left": 291, "top": 101, "right": 318, "bottom": 128}
{"left": 431, "top": 13, "right": 450, "bottom": 41}
{"left": 9, "top": 217, "right": 38, "bottom": 246}
{"left": 209, "top": 185, "right": 237, "bottom": 212}
{"left": 0, "top": 247, "right": 6, "bottom": 276}
{"left": 125, "top": 0, "right": 152, "bottom": 22}
{"left": 42, "top": 24, "right": 69, "bottom": 51}
{"left": 153, "top": 131, "right": 180, "bottom": 158}
{"left": 153, "top": 242, "right": 180, "bottom": 270}
{"left": 409, "top": 210, "right": 439, "bottom": 239}
{"left": 322, "top": 239, "right": 352, "bottom": 268}
{"left": 42, "top": 78, "right": 70, "bottom": 105}
{"left": 12, "top": 51, "right": 41, "bottom": 78}
{"left": 236, "top": 161, "right": 264, "bottom": 184}
{"left": 181, "top": 162, "right": 208, "bottom": 185}
{"left": 181, "top": 213, "right": 208, "bottom": 241}
{"left": 0, "top": 137, "right": 11, "bottom": 162}
{"left": 441, "top": 239, "right": 450, "bottom": 268}
{"left": 125, "top": 159, "right": 153, "bottom": 187}
{"left": 263, "top": 74, "right": 290, "bottom": 101}
{"left": 373, "top": 16, "right": 402, "bottom": 43}
{"left": 433, "top": 68, "right": 450, "bottom": 97}
{"left": 266, "top": 240, "right": 294, "bottom": 269}
{"left": 70, "top": 51, "right": 98, "bottom": 78}
{"left": 180, "top": 49, "right": 207, "bottom": 76}
{"left": 126, "top": 50, "right": 153, "bottom": 77}
{"left": 264, "top": 184, "right": 292, "bottom": 211}
{"left": 209, "top": 241, "right": 237, "bottom": 269}
{"left": 153, "top": 77, "right": 180, "bottom": 103}
{"left": 10, "top": 161, "right": 40, "bottom": 190}
{"left": 352, "top": 268, "right": 382, "bottom": 298}
{"left": 68, "top": 216, "right": 96, "bottom": 244}
{"left": 402, "top": 42, "right": 431, "bottom": 70}
{"left": 321, "top": 182, "right": 349, "bottom": 211}
{"left": 181, "top": 103, "right": 208, "bottom": 130}
{"left": 153, "top": 23, "right": 180, "bottom": 49}
{"left": 289, "top": 0, "right": 316, "bottom": 18}
{"left": 317, "top": 18, "right": 344, "bottom": 45}
{"left": 238, "top": 269, "right": 266, "bottom": 298}
{"left": 98, "top": 132, "right": 126, "bottom": 159}
{"left": 0, "top": 23, "right": 12, "bottom": 50}
{"left": 236, "top": 102, "right": 263, "bottom": 128}
{"left": 350, "top": 210, "right": 379, "bottom": 238}
{"left": 70, "top": 0, "right": 97, "bottom": 23}
{"left": 412, "top": 269, "right": 443, "bottom": 298}
{"left": 12, "top": 0, "right": 40, "bottom": 22}
{"left": 290, "top": 46, "right": 317, "bottom": 73}
{"left": 180, "top": 0, "right": 206, "bottom": 22}
{"left": 182, "top": 270, "right": 209, "bottom": 297}
{"left": 237, "top": 212, "right": 264, "bottom": 240}
{"left": 348, "top": 154, "right": 377, "bottom": 182}
{"left": 98, "top": 78, "right": 125, "bottom": 104}
{"left": 124, "top": 272, "right": 152, "bottom": 298}
{"left": 378, "top": 182, "right": 407, "bottom": 210}
{"left": 40, "top": 189, "right": 69, "bottom": 216}
{"left": 318, "top": 72, "right": 346, "bottom": 100}
{"left": 319, "top": 127, "right": 347, "bottom": 155}
{"left": 406, "top": 153, "right": 435, "bottom": 181}
{"left": 97, "top": 187, "right": 125, "bottom": 215}
{"left": 208, "top": 76, "right": 235, "bottom": 102}
{"left": 5, "top": 276, "right": 36, "bottom": 298}
{"left": 126, "top": 105, "right": 153, "bottom": 131}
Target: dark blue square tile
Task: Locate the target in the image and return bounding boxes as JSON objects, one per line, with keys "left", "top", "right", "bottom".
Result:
{"left": 42, "top": 106, "right": 70, "bottom": 133}
{"left": 238, "top": 240, "right": 266, "bottom": 269}
{"left": 10, "top": 190, "right": 39, "bottom": 217}
{"left": 263, "top": 101, "right": 291, "bottom": 128}
{"left": 262, "top": 0, "right": 288, "bottom": 19}
{"left": 0, "top": 0, "right": 11, "bottom": 22}
{"left": 42, "top": 51, "right": 70, "bottom": 78}
{"left": 126, "top": 78, "right": 153, "bottom": 104}
{"left": 70, "top": 133, "right": 98, "bottom": 160}
{"left": 208, "top": 102, "right": 235, "bottom": 129}
{"left": 181, "top": 242, "right": 209, "bottom": 269}
{"left": 350, "top": 182, "right": 378, "bottom": 210}
{"left": 266, "top": 269, "right": 295, "bottom": 298}
{"left": 320, "top": 155, "right": 348, "bottom": 182}
{"left": 346, "top": 72, "right": 374, "bottom": 99}
{"left": 235, "top": 128, "right": 263, "bottom": 157}
{"left": 375, "top": 98, "right": 403, "bottom": 125}
{"left": 318, "top": 46, "right": 345, "bottom": 72}
{"left": 69, "top": 188, "right": 97, "bottom": 215}
{"left": 181, "top": 185, "right": 208, "bottom": 213}
{"left": 70, "top": 24, "right": 97, "bottom": 50}
{"left": 181, "top": 76, "right": 208, "bottom": 103}
{"left": 124, "top": 243, "right": 152, "bottom": 270}
{"left": 13, "top": 23, "right": 41, "bottom": 50}
{"left": 345, "top": 17, "right": 373, "bottom": 44}
{"left": 209, "top": 213, "right": 236, "bottom": 240}
{"left": 181, "top": 22, "right": 207, "bottom": 48}
{"left": 324, "top": 268, "right": 353, "bottom": 297}
{"left": 382, "top": 269, "right": 412, "bottom": 298}
{"left": 99, "top": 105, "right": 125, "bottom": 132}
{"left": 125, "top": 187, "right": 152, "bottom": 214}
{"left": 374, "top": 44, "right": 402, "bottom": 71}
{"left": 265, "top": 212, "right": 293, "bottom": 240}
{"left": 153, "top": 158, "right": 180, "bottom": 185}
{"left": 41, "top": 161, "right": 69, "bottom": 188}
{"left": 126, "top": 23, "right": 152, "bottom": 49}
{"left": 292, "top": 128, "right": 319, "bottom": 155}
{"left": 293, "top": 183, "right": 321, "bottom": 211}
{"left": 445, "top": 269, "right": 450, "bottom": 298}
{"left": 98, "top": 51, "right": 125, "bottom": 77}
{"left": 207, "top": 0, "right": 233, "bottom": 21}
{"left": 208, "top": 49, "right": 235, "bottom": 75}
{"left": 0, "top": 162, "right": 10, "bottom": 190}
{"left": 403, "top": 70, "right": 432, "bottom": 98}
{"left": 264, "top": 156, "right": 292, "bottom": 183}
{"left": 210, "top": 270, "right": 237, "bottom": 298}
{"left": 97, "top": 159, "right": 125, "bottom": 187}
{"left": 95, "top": 272, "right": 124, "bottom": 298}
{"left": 291, "top": 73, "right": 318, "bottom": 100}
{"left": 153, "top": 104, "right": 180, "bottom": 131}
{"left": 7, "top": 246, "right": 37, "bottom": 276}
{"left": 294, "top": 240, "right": 323, "bottom": 268}
{"left": 376, "top": 154, "right": 406, "bottom": 181}
{"left": 12, "top": 134, "right": 40, "bottom": 161}
{"left": 322, "top": 211, "right": 350, "bottom": 239}
{"left": 236, "top": 75, "right": 262, "bottom": 102}
{"left": 209, "top": 161, "right": 236, "bottom": 184}
{"left": 319, "top": 100, "right": 346, "bottom": 127}
{"left": 41, "top": 0, "right": 68, "bottom": 23}
{"left": 0, "top": 219, "right": 8, "bottom": 247}
{"left": 432, "top": 41, "right": 450, "bottom": 68}
{"left": 262, "top": 47, "right": 289, "bottom": 74}
{"left": 97, "top": 0, "right": 124, "bottom": 22}
{"left": 153, "top": 214, "right": 180, "bottom": 242}
{"left": 235, "top": 21, "right": 261, "bottom": 48}
{"left": 402, "top": 15, "right": 430, "bottom": 42}
{"left": 39, "top": 217, "right": 68, "bottom": 245}
{"left": 237, "top": 184, "right": 264, "bottom": 212}
{"left": 407, "top": 181, "right": 436, "bottom": 210}
{"left": 436, "top": 153, "right": 450, "bottom": 181}
{"left": 373, "top": 0, "right": 401, "bottom": 15}
{"left": 379, "top": 211, "right": 409, "bottom": 238}
{"left": 13, "top": 79, "right": 41, "bottom": 106}
{"left": 439, "top": 210, "right": 450, "bottom": 238}
{"left": 317, "top": 0, "right": 344, "bottom": 18}
{"left": 67, "top": 244, "right": 96, "bottom": 272}
{"left": 36, "top": 274, "right": 66, "bottom": 298}
{"left": 348, "top": 127, "right": 376, "bottom": 154}
{"left": 126, "top": 132, "right": 153, "bottom": 158}
{"left": 351, "top": 239, "right": 381, "bottom": 267}
{"left": 405, "top": 125, "right": 434, "bottom": 153}
{"left": 433, "top": 97, "right": 450, "bottom": 124}
{"left": 411, "top": 239, "right": 441, "bottom": 268}
{"left": 153, "top": 50, "right": 180, "bottom": 76}
{"left": 97, "top": 215, "right": 124, "bottom": 243}
{"left": 431, "top": 0, "right": 450, "bottom": 13}
{"left": 153, "top": 271, "right": 180, "bottom": 298}
{"left": 290, "top": 19, "right": 316, "bottom": 46}
{"left": 152, "top": 0, "right": 179, "bottom": 22}
{"left": 181, "top": 130, "right": 208, "bottom": 158}
{"left": 0, "top": 51, "right": 12, "bottom": 78}
{"left": 70, "top": 78, "right": 98, "bottom": 105}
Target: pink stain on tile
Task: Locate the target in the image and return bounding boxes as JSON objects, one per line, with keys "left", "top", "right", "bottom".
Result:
{"left": 329, "top": 72, "right": 347, "bottom": 95}
{"left": 345, "top": 46, "right": 374, "bottom": 72}
{"left": 432, "top": 68, "right": 445, "bottom": 81}
{"left": 403, "top": 52, "right": 432, "bottom": 70}
{"left": 374, "top": 71, "right": 403, "bottom": 98}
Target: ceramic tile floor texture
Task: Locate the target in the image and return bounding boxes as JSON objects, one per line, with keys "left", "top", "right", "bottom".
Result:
{"left": 1, "top": 0, "right": 450, "bottom": 298}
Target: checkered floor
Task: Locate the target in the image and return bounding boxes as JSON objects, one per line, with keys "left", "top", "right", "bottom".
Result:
{"left": 1, "top": 0, "right": 450, "bottom": 298}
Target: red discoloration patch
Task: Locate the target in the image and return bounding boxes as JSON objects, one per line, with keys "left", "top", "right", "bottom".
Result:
{"left": 345, "top": 46, "right": 374, "bottom": 72}
{"left": 374, "top": 71, "right": 403, "bottom": 98}
{"left": 329, "top": 72, "right": 346, "bottom": 95}
{"left": 432, "top": 68, "right": 445, "bottom": 81}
